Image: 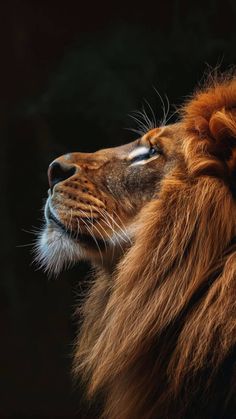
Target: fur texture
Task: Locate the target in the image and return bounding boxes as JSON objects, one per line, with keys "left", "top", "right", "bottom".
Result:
{"left": 74, "top": 75, "right": 236, "bottom": 418}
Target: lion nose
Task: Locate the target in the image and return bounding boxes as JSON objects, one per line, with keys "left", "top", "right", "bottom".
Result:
{"left": 48, "top": 161, "right": 77, "bottom": 191}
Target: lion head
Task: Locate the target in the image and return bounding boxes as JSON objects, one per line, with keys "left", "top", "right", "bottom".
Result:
{"left": 37, "top": 74, "right": 236, "bottom": 418}
{"left": 37, "top": 124, "right": 181, "bottom": 274}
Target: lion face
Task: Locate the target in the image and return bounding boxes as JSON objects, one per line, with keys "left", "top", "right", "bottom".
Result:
{"left": 37, "top": 125, "right": 181, "bottom": 274}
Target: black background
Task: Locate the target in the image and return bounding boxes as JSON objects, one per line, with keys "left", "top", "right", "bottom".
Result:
{"left": 2, "top": 1, "right": 236, "bottom": 417}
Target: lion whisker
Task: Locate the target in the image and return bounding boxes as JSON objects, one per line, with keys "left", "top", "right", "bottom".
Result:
{"left": 128, "top": 113, "right": 150, "bottom": 135}
{"left": 123, "top": 127, "right": 146, "bottom": 136}
{"left": 97, "top": 208, "right": 129, "bottom": 255}
{"left": 144, "top": 98, "right": 157, "bottom": 129}
{"left": 153, "top": 86, "right": 170, "bottom": 126}
{"left": 88, "top": 205, "right": 109, "bottom": 252}
{"left": 100, "top": 208, "right": 132, "bottom": 245}
{"left": 80, "top": 218, "right": 104, "bottom": 264}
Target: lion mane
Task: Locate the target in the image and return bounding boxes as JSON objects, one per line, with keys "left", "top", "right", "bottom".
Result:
{"left": 74, "top": 75, "right": 236, "bottom": 418}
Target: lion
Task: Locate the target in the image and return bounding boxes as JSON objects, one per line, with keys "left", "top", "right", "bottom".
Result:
{"left": 36, "top": 74, "right": 236, "bottom": 418}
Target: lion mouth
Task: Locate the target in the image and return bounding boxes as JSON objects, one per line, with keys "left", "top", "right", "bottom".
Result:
{"left": 47, "top": 206, "right": 107, "bottom": 250}
{"left": 47, "top": 207, "right": 66, "bottom": 230}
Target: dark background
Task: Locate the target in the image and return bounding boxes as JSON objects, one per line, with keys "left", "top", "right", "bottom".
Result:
{"left": 2, "top": 1, "right": 236, "bottom": 417}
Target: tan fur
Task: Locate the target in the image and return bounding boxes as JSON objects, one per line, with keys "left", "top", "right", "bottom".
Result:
{"left": 72, "top": 75, "right": 236, "bottom": 418}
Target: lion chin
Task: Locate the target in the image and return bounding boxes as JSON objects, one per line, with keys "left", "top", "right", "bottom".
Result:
{"left": 36, "top": 196, "right": 133, "bottom": 275}
{"left": 37, "top": 72, "right": 236, "bottom": 419}
{"left": 35, "top": 198, "right": 84, "bottom": 276}
{"left": 36, "top": 226, "right": 82, "bottom": 276}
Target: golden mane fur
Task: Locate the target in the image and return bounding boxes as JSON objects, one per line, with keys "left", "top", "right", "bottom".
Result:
{"left": 74, "top": 75, "right": 236, "bottom": 418}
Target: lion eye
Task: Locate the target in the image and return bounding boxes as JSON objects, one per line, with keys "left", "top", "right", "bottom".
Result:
{"left": 149, "top": 146, "right": 159, "bottom": 157}
{"left": 131, "top": 146, "right": 160, "bottom": 163}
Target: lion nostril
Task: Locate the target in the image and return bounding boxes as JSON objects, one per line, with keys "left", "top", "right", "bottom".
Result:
{"left": 48, "top": 161, "right": 76, "bottom": 191}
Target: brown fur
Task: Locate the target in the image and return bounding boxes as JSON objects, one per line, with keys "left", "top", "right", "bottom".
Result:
{"left": 73, "top": 75, "right": 236, "bottom": 418}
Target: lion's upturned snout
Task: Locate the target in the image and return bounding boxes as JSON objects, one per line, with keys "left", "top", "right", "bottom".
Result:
{"left": 48, "top": 160, "right": 77, "bottom": 191}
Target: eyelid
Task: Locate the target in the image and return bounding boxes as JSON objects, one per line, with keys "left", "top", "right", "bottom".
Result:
{"left": 129, "top": 145, "right": 162, "bottom": 163}
{"left": 128, "top": 146, "right": 150, "bottom": 160}
{"left": 131, "top": 152, "right": 150, "bottom": 163}
{"left": 152, "top": 144, "right": 163, "bottom": 154}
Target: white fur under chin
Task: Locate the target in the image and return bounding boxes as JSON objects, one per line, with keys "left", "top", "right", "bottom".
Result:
{"left": 34, "top": 224, "right": 85, "bottom": 276}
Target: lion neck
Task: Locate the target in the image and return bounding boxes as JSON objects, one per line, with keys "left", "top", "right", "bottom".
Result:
{"left": 75, "top": 170, "right": 236, "bottom": 419}
{"left": 92, "top": 245, "right": 130, "bottom": 276}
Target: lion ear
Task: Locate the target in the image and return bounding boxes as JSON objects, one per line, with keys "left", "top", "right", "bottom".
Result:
{"left": 209, "top": 109, "right": 236, "bottom": 174}
{"left": 182, "top": 78, "right": 236, "bottom": 171}
{"left": 208, "top": 108, "right": 236, "bottom": 144}
{"left": 204, "top": 109, "right": 236, "bottom": 174}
